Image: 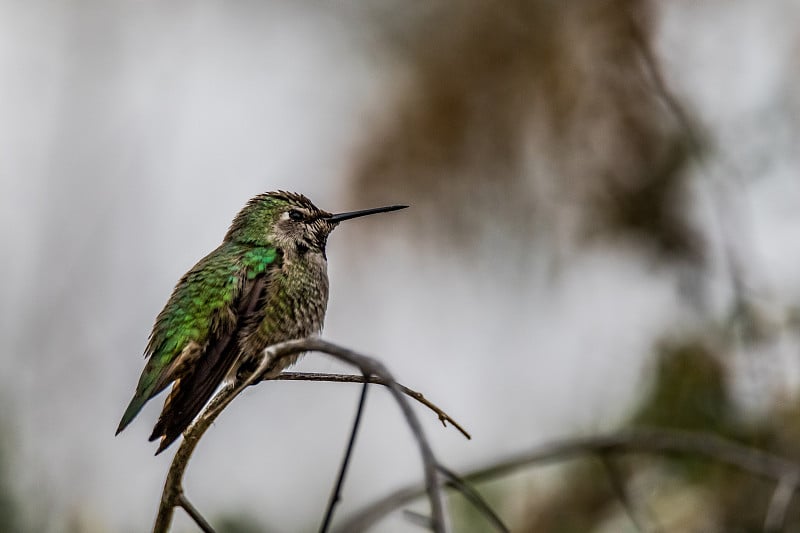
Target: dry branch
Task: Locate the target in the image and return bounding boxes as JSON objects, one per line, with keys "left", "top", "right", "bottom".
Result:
{"left": 764, "top": 471, "right": 799, "bottom": 533}
{"left": 153, "top": 337, "right": 450, "bottom": 533}
{"left": 336, "top": 428, "right": 800, "bottom": 532}
{"left": 275, "top": 372, "right": 471, "bottom": 439}
{"left": 319, "top": 380, "right": 369, "bottom": 533}
{"left": 436, "top": 464, "right": 509, "bottom": 533}
{"left": 597, "top": 454, "right": 661, "bottom": 533}
{"left": 177, "top": 494, "right": 214, "bottom": 533}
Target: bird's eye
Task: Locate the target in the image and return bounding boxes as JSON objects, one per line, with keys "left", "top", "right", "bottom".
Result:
{"left": 288, "top": 209, "right": 304, "bottom": 221}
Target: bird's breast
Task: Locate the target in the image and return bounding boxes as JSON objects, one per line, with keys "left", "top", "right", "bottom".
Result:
{"left": 239, "top": 252, "right": 329, "bottom": 369}
{"left": 280, "top": 254, "right": 329, "bottom": 336}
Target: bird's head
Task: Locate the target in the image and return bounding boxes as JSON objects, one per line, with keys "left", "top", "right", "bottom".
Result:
{"left": 225, "top": 191, "right": 407, "bottom": 256}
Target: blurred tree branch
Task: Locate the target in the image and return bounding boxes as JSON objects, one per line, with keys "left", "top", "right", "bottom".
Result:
{"left": 764, "top": 471, "right": 799, "bottom": 533}
{"left": 436, "top": 464, "right": 509, "bottom": 533}
{"left": 338, "top": 428, "right": 800, "bottom": 532}
{"left": 597, "top": 453, "right": 662, "bottom": 533}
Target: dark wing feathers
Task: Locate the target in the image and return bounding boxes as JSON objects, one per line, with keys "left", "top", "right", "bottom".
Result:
{"left": 150, "top": 274, "right": 270, "bottom": 454}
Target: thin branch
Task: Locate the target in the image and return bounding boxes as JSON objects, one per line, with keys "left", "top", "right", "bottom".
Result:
{"left": 402, "top": 509, "right": 434, "bottom": 529}
{"left": 275, "top": 372, "right": 471, "bottom": 440}
{"left": 177, "top": 493, "right": 215, "bottom": 533}
{"left": 319, "top": 380, "right": 370, "bottom": 533}
{"left": 597, "top": 454, "right": 661, "bottom": 533}
{"left": 631, "top": 8, "right": 761, "bottom": 313}
{"left": 153, "top": 383, "right": 235, "bottom": 532}
{"left": 437, "top": 465, "right": 509, "bottom": 533}
{"left": 336, "top": 428, "right": 800, "bottom": 532}
{"left": 763, "top": 471, "right": 799, "bottom": 533}
{"left": 154, "top": 337, "right": 449, "bottom": 533}
{"left": 630, "top": 15, "right": 703, "bottom": 156}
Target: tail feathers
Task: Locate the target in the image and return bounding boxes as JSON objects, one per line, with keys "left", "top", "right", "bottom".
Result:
{"left": 149, "top": 341, "right": 239, "bottom": 455}
{"left": 116, "top": 366, "right": 171, "bottom": 436}
{"left": 116, "top": 394, "right": 150, "bottom": 435}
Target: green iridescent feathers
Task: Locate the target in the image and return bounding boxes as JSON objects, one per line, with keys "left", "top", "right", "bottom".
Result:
{"left": 116, "top": 244, "right": 278, "bottom": 434}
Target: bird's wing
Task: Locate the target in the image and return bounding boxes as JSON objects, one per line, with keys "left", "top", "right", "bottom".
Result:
{"left": 116, "top": 245, "right": 280, "bottom": 447}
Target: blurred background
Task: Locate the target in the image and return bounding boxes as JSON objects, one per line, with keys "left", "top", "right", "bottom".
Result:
{"left": 1, "top": 0, "right": 799, "bottom": 531}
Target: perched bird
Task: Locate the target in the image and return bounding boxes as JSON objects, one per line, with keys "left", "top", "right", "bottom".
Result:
{"left": 116, "top": 191, "right": 406, "bottom": 454}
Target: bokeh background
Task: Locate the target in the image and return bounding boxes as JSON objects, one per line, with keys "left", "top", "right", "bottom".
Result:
{"left": 2, "top": 1, "right": 800, "bottom": 531}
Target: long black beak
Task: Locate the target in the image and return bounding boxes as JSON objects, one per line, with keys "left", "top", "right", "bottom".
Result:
{"left": 326, "top": 204, "right": 408, "bottom": 223}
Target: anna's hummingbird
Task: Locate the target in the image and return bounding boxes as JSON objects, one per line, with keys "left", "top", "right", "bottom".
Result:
{"left": 116, "top": 191, "right": 406, "bottom": 454}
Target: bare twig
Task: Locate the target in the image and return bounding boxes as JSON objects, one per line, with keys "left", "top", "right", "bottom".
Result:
{"left": 319, "top": 380, "right": 370, "bottom": 533}
{"left": 177, "top": 493, "right": 215, "bottom": 533}
{"left": 275, "top": 372, "right": 471, "bottom": 440}
{"left": 630, "top": 15, "right": 703, "bottom": 155}
{"left": 153, "top": 383, "right": 235, "bottom": 532}
{"left": 597, "top": 454, "right": 661, "bottom": 533}
{"left": 437, "top": 465, "right": 509, "bottom": 533}
{"left": 337, "top": 428, "right": 800, "bottom": 532}
{"left": 763, "top": 471, "right": 799, "bottom": 533}
{"left": 154, "top": 337, "right": 449, "bottom": 533}
{"left": 403, "top": 509, "right": 434, "bottom": 529}
{"left": 631, "top": 7, "right": 760, "bottom": 313}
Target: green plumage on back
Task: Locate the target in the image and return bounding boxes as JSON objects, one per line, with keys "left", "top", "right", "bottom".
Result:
{"left": 151, "top": 245, "right": 278, "bottom": 365}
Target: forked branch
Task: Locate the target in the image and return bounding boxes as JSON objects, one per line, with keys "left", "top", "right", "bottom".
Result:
{"left": 153, "top": 337, "right": 451, "bottom": 533}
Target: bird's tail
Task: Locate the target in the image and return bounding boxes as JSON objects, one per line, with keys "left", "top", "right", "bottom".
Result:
{"left": 149, "top": 338, "right": 240, "bottom": 454}
{"left": 116, "top": 394, "right": 149, "bottom": 435}
{"left": 116, "top": 359, "right": 170, "bottom": 435}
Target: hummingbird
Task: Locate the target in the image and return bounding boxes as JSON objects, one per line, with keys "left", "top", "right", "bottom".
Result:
{"left": 116, "top": 191, "right": 407, "bottom": 454}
